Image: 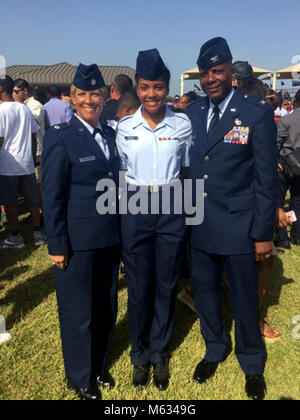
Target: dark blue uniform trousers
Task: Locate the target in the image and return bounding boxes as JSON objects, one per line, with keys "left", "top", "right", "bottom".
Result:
{"left": 121, "top": 190, "right": 186, "bottom": 366}
{"left": 55, "top": 245, "right": 120, "bottom": 388}
{"left": 190, "top": 246, "right": 266, "bottom": 375}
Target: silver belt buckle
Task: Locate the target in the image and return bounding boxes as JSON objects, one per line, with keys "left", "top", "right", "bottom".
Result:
{"left": 149, "top": 185, "right": 159, "bottom": 193}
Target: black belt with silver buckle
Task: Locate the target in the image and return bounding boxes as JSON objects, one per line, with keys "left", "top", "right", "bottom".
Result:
{"left": 148, "top": 185, "right": 160, "bottom": 193}
{"left": 127, "top": 184, "right": 162, "bottom": 193}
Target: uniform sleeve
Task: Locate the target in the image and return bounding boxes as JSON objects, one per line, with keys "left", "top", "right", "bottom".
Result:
{"left": 42, "top": 129, "right": 71, "bottom": 254}
{"left": 250, "top": 106, "right": 278, "bottom": 241}
{"left": 181, "top": 118, "right": 193, "bottom": 168}
{"left": 116, "top": 125, "right": 128, "bottom": 170}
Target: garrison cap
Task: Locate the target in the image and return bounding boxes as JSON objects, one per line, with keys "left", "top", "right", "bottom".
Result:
{"left": 136, "top": 49, "right": 167, "bottom": 81}
{"left": 197, "top": 37, "right": 233, "bottom": 69}
{"left": 233, "top": 61, "right": 254, "bottom": 80}
{"left": 73, "top": 63, "right": 105, "bottom": 90}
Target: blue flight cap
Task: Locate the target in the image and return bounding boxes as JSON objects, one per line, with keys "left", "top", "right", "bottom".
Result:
{"left": 136, "top": 49, "right": 167, "bottom": 81}
{"left": 73, "top": 63, "right": 105, "bottom": 90}
{"left": 197, "top": 37, "right": 233, "bottom": 69}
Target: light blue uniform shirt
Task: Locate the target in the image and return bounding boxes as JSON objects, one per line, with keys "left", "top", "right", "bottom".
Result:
{"left": 116, "top": 106, "right": 192, "bottom": 186}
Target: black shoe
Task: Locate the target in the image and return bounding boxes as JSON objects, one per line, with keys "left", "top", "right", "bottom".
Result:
{"left": 291, "top": 237, "right": 300, "bottom": 246}
{"left": 153, "top": 360, "right": 169, "bottom": 391}
{"left": 95, "top": 372, "right": 115, "bottom": 389}
{"left": 274, "top": 240, "right": 291, "bottom": 249}
{"left": 67, "top": 382, "right": 102, "bottom": 400}
{"left": 133, "top": 364, "right": 150, "bottom": 388}
{"left": 245, "top": 375, "right": 266, "bottom": 400}
{"left": 193, "top": 359, "right": 219, "bottom": 384}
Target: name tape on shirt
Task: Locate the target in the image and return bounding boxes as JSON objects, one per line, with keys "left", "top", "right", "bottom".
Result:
{"left": 224, "top": 126, "right": 249, "bottom": 145}
{"left": 79, "top": 156, "right": 96, "bottom": 163}
{"left": 125, "top": 136, "right": 139, "bottom": 140}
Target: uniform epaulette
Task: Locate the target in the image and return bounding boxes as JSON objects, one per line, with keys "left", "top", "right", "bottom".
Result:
{"left": 50, "top": 122, "right": 71, "bottom": 133}
{"left": 118, "top": 114, "right": 134, "bottom": 124}
{"left": 186, "top": 97, "right": 206, "bottom": 112}
{"left": 243, "top": 94, "right": 269, "bottom": 109}
{"left": 173, "top": 111, "right": 190, "bottom": 122}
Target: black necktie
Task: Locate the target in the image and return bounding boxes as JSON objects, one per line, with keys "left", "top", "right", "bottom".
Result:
{"left": 93, "top": 128, "right": 110, "bottom": 159}
{"left": 207, "top": 105, "right": 220, "bottom": 142}
{"left": 93, "top": 127, "right": 105, "bottom": 138}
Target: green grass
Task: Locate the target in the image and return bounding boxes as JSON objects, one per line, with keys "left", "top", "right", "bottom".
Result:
{"left": 0, "top": 215, "right": 299, "bottom": 400}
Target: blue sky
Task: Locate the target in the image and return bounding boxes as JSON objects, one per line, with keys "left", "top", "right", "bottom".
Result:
{"left": 1, "top": 0, "right": 300, "bottom": 95}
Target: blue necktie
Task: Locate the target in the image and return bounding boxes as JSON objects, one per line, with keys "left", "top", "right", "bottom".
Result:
{"left": 207, "top": 106, "right": 220, "bottom": 142}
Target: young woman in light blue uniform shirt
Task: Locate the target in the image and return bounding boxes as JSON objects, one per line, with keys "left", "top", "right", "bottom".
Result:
{"left": 116, "top": 49, "right": 192, "bottom": 391}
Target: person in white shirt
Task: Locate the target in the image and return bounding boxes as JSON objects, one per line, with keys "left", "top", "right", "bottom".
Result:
{"left": 0, "top": 75, "right": 46, "bottom": 248}
{"left": 13, "top": 79, "right": 45, "bottom": 205}
{"left": 275, "top": 99, "right": 290, "bottom": 117}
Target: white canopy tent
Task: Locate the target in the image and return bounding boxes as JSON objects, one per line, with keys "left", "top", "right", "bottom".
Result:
{"left": 271, "top": 63, "right": 300, "bottom": 89}
{"left": 180, "top": 66, "right": 273, "bottom": 95}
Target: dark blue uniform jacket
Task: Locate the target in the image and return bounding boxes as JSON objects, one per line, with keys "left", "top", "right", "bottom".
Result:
{"left": 42, "top": 115, "right": 120, "bottom": 255}
{"left": 186, "top": 88, "right": 278, "bottom": 255}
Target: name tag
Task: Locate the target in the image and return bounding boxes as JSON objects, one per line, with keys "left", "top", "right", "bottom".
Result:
{"left": 79, "top": 156, "right": 96, "bottom": 163}
{"left": 158, "top": 137, "right": 180, "bottom": 141}
{"left": 125, "top": 136, "right": 139, "bottom": 140}
{"left": 224, "top": 126, "right": 249, "bottom": 145}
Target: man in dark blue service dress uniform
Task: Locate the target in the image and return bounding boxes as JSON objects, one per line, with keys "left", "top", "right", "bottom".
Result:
{"left": 186, "top": 38, "right": 277, "bottom": 400}
{"left": 42, "top": 64, "right": 120, "bottom": 400}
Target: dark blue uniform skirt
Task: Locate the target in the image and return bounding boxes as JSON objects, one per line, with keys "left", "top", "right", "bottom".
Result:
{"left": 121, "top": 189, "right": 186, "bottom": 366}
{"left": 190, "top": 246, "right": 266, "bottom": 375}
{"left": 55, "top": 245, "right": 120, "bottom": 388}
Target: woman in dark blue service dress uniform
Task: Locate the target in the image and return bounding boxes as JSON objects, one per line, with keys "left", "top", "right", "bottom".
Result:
{"left": 42, "top": 64, "right": 120, "bottom": 400}
{"left": 116, "top": 49, "right": 192, "bottom": 390}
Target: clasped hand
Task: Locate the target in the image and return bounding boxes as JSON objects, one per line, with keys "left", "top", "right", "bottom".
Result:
{"left": 49, "top": 253, "right": 69, "bottom": 270}
{"left": 255, "top": 242, "right": 272, "bottom": 261}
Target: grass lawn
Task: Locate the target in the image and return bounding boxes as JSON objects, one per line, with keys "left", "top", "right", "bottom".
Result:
{"left": 0, "top": 215, "right": 299, "bottom": 400}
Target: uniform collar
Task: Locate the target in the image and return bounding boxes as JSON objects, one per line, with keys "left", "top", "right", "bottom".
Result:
{"left": 208, "top": 88, "right": 235, "bottom": 117}
{"left": 75, "top": 113, "right": 102, "bottom": 135}
{"left": 132, "top": 105, "right": 176, "bottom": 130}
